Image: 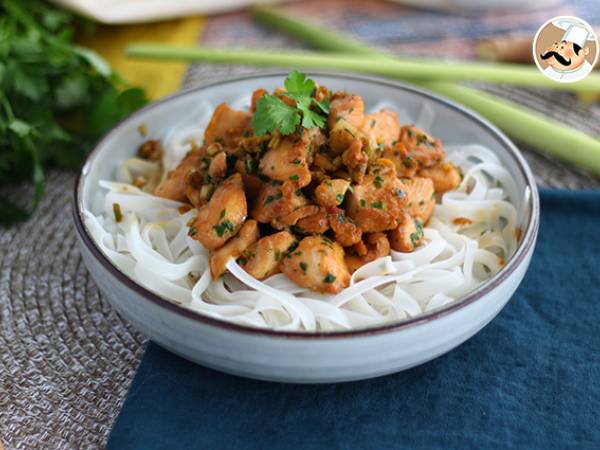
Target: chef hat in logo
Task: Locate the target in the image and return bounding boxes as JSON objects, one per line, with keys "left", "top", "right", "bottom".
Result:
{"left": 552, "top": 18, "right": 596, "bottom": 47}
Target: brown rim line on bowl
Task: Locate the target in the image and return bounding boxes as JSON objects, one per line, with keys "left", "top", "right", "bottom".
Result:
{"left": 72, "top": 71, "right": 540, "bottom": 339}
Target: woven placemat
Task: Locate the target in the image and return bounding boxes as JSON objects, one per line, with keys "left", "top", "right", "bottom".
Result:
{"left": 2, "top": 10, "right": 600, "bottom": 450}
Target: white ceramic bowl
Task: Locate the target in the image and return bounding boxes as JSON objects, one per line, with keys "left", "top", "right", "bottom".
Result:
{"left": 73, "top": 73, "right": 540, "bottom": 383}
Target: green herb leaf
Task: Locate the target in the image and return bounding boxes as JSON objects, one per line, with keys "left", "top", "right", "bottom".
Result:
{"left": 252, "top": 93, "right": 300, "bottom": 136}
{"left": 0, "top": 0, "right": 148, "bottom": 225}
{"left": 284, "top": 70, "right": 314, "bottom": 97}
{"left": 323, "top": 273, "right": 336, "bottom": 283}
{"left": 213, "top": 219, "right": 235, "bottom": 237}
{"left": 252, "top": 71, "right": 328, "bottom": 136}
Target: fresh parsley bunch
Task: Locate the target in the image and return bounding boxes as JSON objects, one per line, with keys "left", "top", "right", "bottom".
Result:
{"left": 0, "top": 0, "right": 147, "bottom": 225}
{"left": 252, "top": 70, "right": 329, "bottom": 136}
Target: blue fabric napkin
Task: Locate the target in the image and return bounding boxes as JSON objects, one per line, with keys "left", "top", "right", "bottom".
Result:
{"left": 106, "top": 189, "right": 600, "bottom": 449}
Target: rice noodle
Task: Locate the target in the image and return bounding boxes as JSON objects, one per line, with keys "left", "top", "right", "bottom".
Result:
{"left": 83, "top": 100, "right": 525, "bottom": 331}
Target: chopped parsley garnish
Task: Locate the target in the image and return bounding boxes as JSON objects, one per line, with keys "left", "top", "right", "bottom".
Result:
{"left": 336, "top": 193, "right": 345, "bottom": 203}
{"left": 360, "top": 199, "right": 366, "bottom": 208}
{"left": 252, "top": 71, "right": 329, "bottom": 136}
{"left": 410, "top": 231, "right": 422, "bottom": 246}
{"left": 213, "top": 219, "right": 235, "bottom": 237}
{"left": 323, "top": 273, "right": 336, "bottom": 283}
{"left": 264, "top": 191, "right": 283, "bottom": 205}
{"left": 203, "top": 173, "right": 213, "bottom": 185}
{"left": 371, "top": 201, "right": 383, "bottom": 209}
{"left": 220, "top": 209, "right": 226, "bottom": 219}
{"left": 402, "top": 157, "right": 415, "bottom": 169}
{"left": 374, "top": 175, "right": 384, "bottom": 188}
{"left": 292, "top": 159, "right": 302, "bottom": 165}
{"left": 289, "top": 174, "right": 299, "bottom": 181}
{"left": 410, "top": 221, "right": 423, "bottom": 246}
{"left": 299, "top": 262, "right": 308, "bottom": 273}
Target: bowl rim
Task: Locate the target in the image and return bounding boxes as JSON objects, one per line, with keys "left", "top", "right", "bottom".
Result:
{"left": 72, "top": 71, "right": 540, "bottom": 339}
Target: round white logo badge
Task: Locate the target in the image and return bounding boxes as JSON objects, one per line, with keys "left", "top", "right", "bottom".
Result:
{"left": 533, "top": 16, "right": 598, "bottom": 83}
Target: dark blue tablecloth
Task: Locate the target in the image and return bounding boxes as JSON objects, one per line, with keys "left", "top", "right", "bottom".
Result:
{"left": 107, "top": 189, "right": 600, "bottom": 449}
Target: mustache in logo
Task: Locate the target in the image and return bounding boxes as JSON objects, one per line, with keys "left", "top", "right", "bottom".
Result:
{"left": 540, "top": 51, "right": 572, "bottom": 66}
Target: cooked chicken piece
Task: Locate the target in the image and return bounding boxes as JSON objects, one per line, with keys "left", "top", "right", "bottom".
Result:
{"left": 184, "top": 151, "right": 226, "bottom": 209}
{"left": 346, "top": 159, "right": 407, "bottom": 232}
{"left": 233, "top": 158, "right": 262, "bottom": 199}
{"left": 341, "top": 138, "right": 368, "bottom": 183}
{"left": 280, "top": 236, "right": 350, "bottom": 294}
{"left": 250, "top": 88, "right": 267, "bottom": 113}
{"left": 251, "top": 183, "right": 309, "bottom": 224}
{"left": 382, "top": 144, "right": 418, "bottom": 178}
{"left": 295, "top": 209, "right": 330, "bottom": 234}
{"left": 272, "top": 205, "right": 320, "bottom": 230}
{"left": 190, "top": 173, "right": 247, "bottom": 250}
{"left": 304, "top": 126, "right": 327, "bottom": 153}
{"left": 314, "top": 179, "right": 350, "bottom": 208}
{"left": 240, "top": 231, "right": 296, "bottom": 280}
{"left": 209, "top": 220, "right": 259, "bottom": 278}
{"left": 388, "top": 212, "right": 423, "bottom": 252}
{"left": 204, "top": 103, "right": 252, "bottom": 149}
{"left": 313, "top": 152, "right": 343, "bottom": 173}
{"left": 361, "top": 110, "right": 400, "bottom": 156}
{"left": 397, "top": 125, "right": 445, "bottom": 170}
{"left": 418, "top": 161, "right": 462, "bottom": 194}
{"left": 208, "top": 151, "right": 227, "bottom": 180}
{"left": 329, "top": 209, "right": 362, "bottom": 247}
{"left": 184, "top": 168, "right": 209, "bottom": 209}
{"left": 259, "top": 132, "right": 312, "bottom": 195}
{"left": 154, "top": 147, "right": 206, "bottom": 202}
{"left": 345, "top": 232, "right": 390, "bottom": 273}
{"left": 401, "top": 176, "right": 435, "bottom": 224}
{"left": 328, "top": 93, "right": 365, "bottom": 153}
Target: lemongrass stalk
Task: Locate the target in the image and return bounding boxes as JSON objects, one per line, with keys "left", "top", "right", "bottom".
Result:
{"left": 127, "top": 45, "right": 600, "bottom": 93}
{"left": 252, "top": 5, "right": 600, "bottom": 176}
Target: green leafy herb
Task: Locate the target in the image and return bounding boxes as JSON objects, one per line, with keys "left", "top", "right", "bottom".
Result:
{"left": 299, "top": 262, "right": 308, "bottom": 273}
{"left": 323, "top": 273, "right": 336, "bottom": 283}
{"left": 289, "top": 174, "right": 299, "bottom": 181}
{"left": 374, "top": 175, "right": 384, "bottom": 189}
{"left": 252, "top": 71, "right": 328, "bottom": 136}
{"left": 410, "top": 231, "right": 421, "bottom": 247}
{"left": 371, "top": 201, "right": 383, "bottom": 209}
{"left": 0, "top": 0, "right": 147, "bottom": 225}
{"left": 213, "top": 219, "right": 235, "bottom": 237}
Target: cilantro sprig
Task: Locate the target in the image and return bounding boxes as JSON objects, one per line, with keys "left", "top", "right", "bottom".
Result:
{"left": 0, "top": 0, "right": 147, "bottom": 226}
{"left": 252, "top": 71, "right": 329, "bottom": 136}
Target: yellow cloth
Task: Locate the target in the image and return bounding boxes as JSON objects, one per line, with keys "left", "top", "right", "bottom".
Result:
{"left": 79, "top": 17, "right": 204, "bottom": 100}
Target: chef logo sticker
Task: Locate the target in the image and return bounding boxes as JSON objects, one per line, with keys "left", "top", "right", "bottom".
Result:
{"left": 533, "top": 16, "right": 598, "bottom": 83}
